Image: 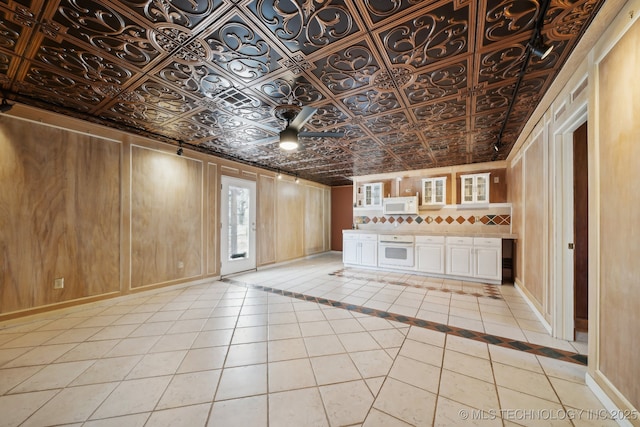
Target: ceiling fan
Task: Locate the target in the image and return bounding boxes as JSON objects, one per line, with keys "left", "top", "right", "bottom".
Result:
{"left": 255, "top": 104, "right": 345, "bottom": 150}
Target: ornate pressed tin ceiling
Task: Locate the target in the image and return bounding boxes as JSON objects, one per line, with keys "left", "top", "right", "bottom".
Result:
{"left": 0, "top": 0, "right": 603, "bottom": 185}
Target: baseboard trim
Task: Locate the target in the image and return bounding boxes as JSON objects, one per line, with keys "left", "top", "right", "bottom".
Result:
{"left": 586, "top": 371, "right": 638, "bottom": 427}
{"left": 514, "top": 279, "right": 553, "bottom": 334}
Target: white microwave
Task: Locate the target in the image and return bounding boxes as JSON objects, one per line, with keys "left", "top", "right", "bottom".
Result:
{"left": 382, "top": 196, "right": 418, "bottom": 215}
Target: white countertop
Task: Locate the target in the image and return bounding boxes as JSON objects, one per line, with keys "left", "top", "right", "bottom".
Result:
{"left": 342, "top": 229, "right": 517, "bottom": 239}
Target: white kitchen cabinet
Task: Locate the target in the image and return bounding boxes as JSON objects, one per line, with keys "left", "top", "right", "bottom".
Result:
{"left": 344, "top": 232, "right": 505, "bottom": 284}
{"left": 421, "top": 177, "right": 446, "bottom": 206}
{"left": 473, "top": 237, "right": 502, "bottom": 281}
{"left": 362, "top": 183, "right": 383, "bottom": 207}
{"left": 342, "top": 235, "right": 359, "bottom": 264}
{"left": 415, "top": 235, "right": 445, "bottom": 274}
{"left": 343, "top": 233, "right": 377, "bottom": 267}
{"left": 446, "top": 236, "right": 474, "bottom": 277}
{"left": 460, "top": 173, "right": 490, "bottom": 204}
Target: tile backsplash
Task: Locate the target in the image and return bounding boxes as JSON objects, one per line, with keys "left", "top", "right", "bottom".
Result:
{"left": 352, "top": 205, "right": 512, "bottom": 234}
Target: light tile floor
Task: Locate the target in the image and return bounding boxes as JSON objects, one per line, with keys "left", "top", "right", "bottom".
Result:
{"left": 0, "top": 253, "right": 619, "bottom": 426}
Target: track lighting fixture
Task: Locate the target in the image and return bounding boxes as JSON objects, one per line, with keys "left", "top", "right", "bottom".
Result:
{"left": 492, "top": 0, "right": 551, "bottom": 162}
{"left": 295, "top": 175, "right": 300, "bottom": 184}
{"left": 530, "top": 35, "right": 553, "bottom": 60}
{"left": 277, "top": 170, "right": 282, "bottom": 180}
{"left": 176, "top": 143, "right": 183, "bottom": 156}
{"left": 0, "top": 98, "right": 13, "bottom": 113}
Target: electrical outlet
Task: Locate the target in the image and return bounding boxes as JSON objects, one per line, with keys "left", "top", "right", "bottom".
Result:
{"left": 54, "top": 278, "right": 64, "bottom": 289}
{"left": 177, "top": 261, "right": 184, "bottom": 269}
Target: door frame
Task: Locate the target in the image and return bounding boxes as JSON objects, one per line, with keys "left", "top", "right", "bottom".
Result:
{"left": 552, "top": 103, "right": 587, "bottom": 340}
{"left": 220, "top": 175, "right": 257, "bottom": 277}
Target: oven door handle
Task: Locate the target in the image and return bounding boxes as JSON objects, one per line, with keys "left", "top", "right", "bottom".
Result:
{"left": 379, "top": 242, "right": 414, "bottom": 246}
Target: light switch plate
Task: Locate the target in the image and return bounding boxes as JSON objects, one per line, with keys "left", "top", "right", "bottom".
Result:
{"left": 54, "top": 278, "right": 64, "bottom": 289}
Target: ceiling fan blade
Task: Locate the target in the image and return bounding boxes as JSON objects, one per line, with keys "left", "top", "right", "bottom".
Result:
{"left": 298, "top": 131, "right": 345, "bottom": 138}
{"left": 290, "top": 106, "right": 317, "bottom": 130}
{"left": 250, "top": 135, "right": 279, "bottom": 146}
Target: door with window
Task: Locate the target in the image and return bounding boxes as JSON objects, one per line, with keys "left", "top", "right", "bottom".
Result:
{"left": 220, "top": 176, "right": 256, "bottom": 276}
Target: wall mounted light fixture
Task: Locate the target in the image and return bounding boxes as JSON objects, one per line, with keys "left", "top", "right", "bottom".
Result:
{"left": 0, "top": 98, "right": 13, "bottom": 113}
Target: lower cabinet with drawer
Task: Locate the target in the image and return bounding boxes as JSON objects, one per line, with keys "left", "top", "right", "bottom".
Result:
{"left": 445, "top": 236, "right": 502, "bottom": 283}
{"left": 473, "top": 237, "right": 502, "bottom": 282}
{"left": 415, "top": 235, "right": 445, "bottom": 275}
{"left": 445, "top": 236, "right": 474, "bottom": 278}
{"left": 343, "top": 233, "right": 378, "bottom": 267}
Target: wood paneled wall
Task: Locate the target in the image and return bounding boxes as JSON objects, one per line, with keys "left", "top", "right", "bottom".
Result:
{"left": 275, "top": 180, "right": 304, "bottom": 262}
{"left": 130, "top": 146, "right": 203, "bottom": 288}
{"left": 0, "top": 118, "right": 121, "bottom": 313}
{"left": 305, "top": 186, "right": 324, "bottom": 254}
{"left": 257, "top": 174, "right": 276, "bottom": 266}
{"left": 596, "top": 14, "right": 640, "bottom": 411}
{"left": 508, "top": 161, "right": 523, "bottom": 281}
{"left": 522, "top": 135, "right": 545, "bottom": 314}
{"left": 0, "top": 110, "right": 331, "bottom": 318}
{"left": 505, "top": 1, "right": 639, "bottom": 414}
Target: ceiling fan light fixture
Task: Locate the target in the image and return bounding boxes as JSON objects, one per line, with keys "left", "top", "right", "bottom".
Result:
{"left": 279, "top": 126, "right": 299, "bottom": 150}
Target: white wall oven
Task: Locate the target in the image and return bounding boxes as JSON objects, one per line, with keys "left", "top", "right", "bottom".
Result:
{"left": 378, "top": 235, "right": 414, "bottom": 269}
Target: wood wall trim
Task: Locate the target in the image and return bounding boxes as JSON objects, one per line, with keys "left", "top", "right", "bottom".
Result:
{"left": 1, "top": 106, "right": 330, "bottom": 318}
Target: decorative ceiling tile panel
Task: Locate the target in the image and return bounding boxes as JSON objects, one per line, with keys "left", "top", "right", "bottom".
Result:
{"left": 311, "top": 42, "right": 381, "bottom": 94}
{"left": 258, "top": 75, "right": 324, "bottom": 106}
{"left": 378, "top": 1, "right": 470, "bottom": 68}
{"left": 0, "top": 9, "right": 27, "bottom": 55}
{"left": 154, "top": 61, "right": 234, "bottom": 98}
{"left": 202, "top": 15, "right": 283, "bottom": 81}
{"left": 1, "top": 0, "right": 605, "bottom": 185}
{"left": 247, "top": 0, "right": 360, "bottom": 55}
{"left": 342, "top": 89, "right": 402, "bottom": 116}
{"left": 414, "top": 98, "right": 467, "bottom": 123}
{"left": 54, "top": 0, "right": 161, "bottom": 67}
{"left": 114, "top": 0, "right": 226, "bottom": 28}
{"left": 405, "top": 59, "right": 469, "bottom": 104}
{"left": 481, "top": 0, "right": 539, "bottom": 46}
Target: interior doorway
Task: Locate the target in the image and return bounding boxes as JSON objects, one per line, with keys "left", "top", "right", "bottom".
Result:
{"left": 573, "top": 122, "right": 589, "bottom": 336}
{"left": 552, "top": 103, "right": 588, "bottom": 341}
{"left": 220, "top": 176, "right": 256, "bottom": 276}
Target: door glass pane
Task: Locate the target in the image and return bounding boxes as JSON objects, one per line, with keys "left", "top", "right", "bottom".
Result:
{"left": 477, "top": 176, "right": 487, "bottom": 201}
{"left": 435, "top": 180, "right": 443, "bottom": 203}
{"left": 424, "top": 181, "right": 433, "bottom": 203}
{"left": 463, "top": 178, "right": 474, "bottom": 201}
{"left": 372, "top": 184, "right": 381, "bottom": 205}
{"left": 385, "top": 247, "right": 408, "bottom": 260}
{"left": 227, "top": 185, "right": 250, "bottom": 260}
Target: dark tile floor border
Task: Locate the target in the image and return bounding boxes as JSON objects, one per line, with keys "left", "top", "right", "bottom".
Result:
{"left": 330, "top": 269, "right": 503, "bottom": 300}
{"left": 222, "top": 277, "right": 587, "bottom": 366}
